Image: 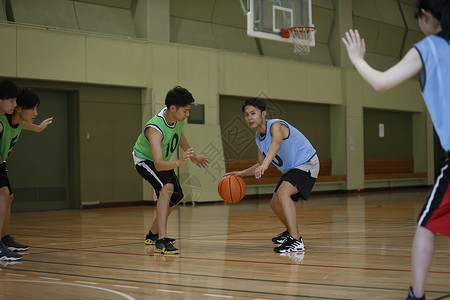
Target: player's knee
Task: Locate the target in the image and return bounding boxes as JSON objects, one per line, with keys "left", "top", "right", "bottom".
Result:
{"left": 270, "top": 193, "right": 280, "bottom": 208}
{"left": 0, "top": 188, "right": 10, "bottom": 205}
{"left": 169, "top": 191, "right": 184, "bottom": 207}
{"left": 160, "top": 183, "right": 174, "bottom": 197}
{"left": 275, "top": 188, "right": 292, "bottom": 200}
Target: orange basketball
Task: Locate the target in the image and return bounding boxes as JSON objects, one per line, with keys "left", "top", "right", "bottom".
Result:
{"left": 218, "top": 175, "right": 246, "bottom": 203}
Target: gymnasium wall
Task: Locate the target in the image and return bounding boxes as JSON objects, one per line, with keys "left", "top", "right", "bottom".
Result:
{"left": 0, "top": 0, "right": 434, "bottom": 209}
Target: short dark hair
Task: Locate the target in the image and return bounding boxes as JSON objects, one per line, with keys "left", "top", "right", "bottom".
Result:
{"left": 17, "top": 88, "right": 40, "bottom": 109}
{"left": 415, "top": 0, "right": 450, "bottom": 40}
{"left": 242, "top": 98, "right": 266, "bottom": 113}
{"left": 165, "top": 86, "right": 195, "bottom": 108}
{"left": 0, "top": 79, "right": 18, "bottom": 100}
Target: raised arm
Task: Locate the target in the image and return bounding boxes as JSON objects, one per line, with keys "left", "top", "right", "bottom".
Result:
{"left": 23, "top": 117, "right": 53, "bottom": 132}
{"left": 342, "top": 29, "right": 423, "bottom": 91}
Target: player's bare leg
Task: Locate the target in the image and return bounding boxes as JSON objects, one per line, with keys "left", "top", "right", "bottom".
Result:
{"left": 0, "top": 188, "right": 21, "bottom": 260}
{"left": 270, "top": 181, "right": 299, "bottom": 238}
{"left": 0, "top": 188, "right": 9, "bottom": 239}
{"left": 411, "top": 226, "right": 435, "bottom": 298}
{"left": 150, "top": 204, "right": 177, "bottom": 237}
{"left": 154, "top": 183, "right": 174, "bottom": 239}
{"left": 2, "top": 194, "right": 13, "bottom": 238}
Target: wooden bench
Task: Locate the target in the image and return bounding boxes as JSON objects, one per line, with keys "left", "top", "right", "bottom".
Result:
{"left": 364, "top": 158, "right": 427, "bottom": 180}
{"left": 225, "top": 158, "right": 346, "bottom": 186}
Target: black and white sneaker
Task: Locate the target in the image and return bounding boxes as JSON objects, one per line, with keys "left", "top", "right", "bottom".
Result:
{"left": 0, "top": 242, "right": 22, "bottom": 261}
{"left": 145, "top": 231, "right": 176, "bottom": 245}
{"left": 155, "top": 237, "right": 179, "bottom": 254}
{"left": 271, "top": 230, "right": 290, "bottom": 244}
{"left": 274, "top": 236, "right": 305, "bottom": 253}
{"left": 2, "top": 235, "right": 28, "bottom": 251}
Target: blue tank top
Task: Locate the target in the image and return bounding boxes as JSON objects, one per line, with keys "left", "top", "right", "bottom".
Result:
{"left": 255, "top": 119, "right": 316, "bottom": 174}
{"left": 414, "top": 35, "right": 450, "bottom": 152}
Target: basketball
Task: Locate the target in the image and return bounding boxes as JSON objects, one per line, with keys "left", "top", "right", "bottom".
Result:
{"left": 218, "top": 175, "right": 246, "bottom": 203}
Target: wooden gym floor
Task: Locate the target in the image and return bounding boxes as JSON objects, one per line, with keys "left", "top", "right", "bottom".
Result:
{"left": 0, "top": 187, "right": 449, "bottom": 299}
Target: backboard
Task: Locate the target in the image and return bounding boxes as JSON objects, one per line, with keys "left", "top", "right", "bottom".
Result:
{"left": 246, "top": 0, "right": 314, "bottom": 46}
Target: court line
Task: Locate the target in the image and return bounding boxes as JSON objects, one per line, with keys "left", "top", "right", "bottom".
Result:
{"left": 203, "top": 294, "right": 233, "bottom": 298}
{"left": 0, "top": 267, "right": 381, "bottom": 300}
{"left": 0, "top": 279, "right": 135, "bottom": 300}
{"left": 75, "top": 281, "right": 99, "bottom": 285}
{"left": 157, "top": 289, "right": 185, "bottom": 294}
{"left": 16, "top": 259, "right": 450, "bottom": 295}
{"left": 114, "top": 285, "right": 139, "bottom": 289}
{"left": 433, "top": 294, "right": 450, "bottom": 300}
{"left": 26, "top": 245, "right": 450, "bottom": 275}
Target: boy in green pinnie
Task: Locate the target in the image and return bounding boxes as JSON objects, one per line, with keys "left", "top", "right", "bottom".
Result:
{"left": 133, "top": 86, "right": 209, "bottom": 254}
{"left": 0, "top": 85, "right": 53, "bottom": 261}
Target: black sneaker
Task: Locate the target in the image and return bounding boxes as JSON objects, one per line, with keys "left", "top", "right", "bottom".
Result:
{"left": 155, "top": 237, "right": 179, "bottom": 254}
{"left": 0, "top": 242, "right": 22, "bottom": 261}
{"left": 144, "top": 231, "right": 176, "bottom": 245}
{"left": 272, "top": 230, "right": 290, "bottom": 244}
{"left": 2, "top": 235, "right": 28, "bottom": 251}
{"left": 406, "top": 287, "right": 425, "bottom": 300}
{"left": 274, "top": 235, "right": 305, "bottom": 253}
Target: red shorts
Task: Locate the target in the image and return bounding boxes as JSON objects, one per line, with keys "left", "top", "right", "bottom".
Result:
{"left": 417, "top": 158, "right": 450, "bottom": 237}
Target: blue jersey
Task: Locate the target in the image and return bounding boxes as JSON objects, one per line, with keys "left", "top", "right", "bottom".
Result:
{"left": 255, "top": 119, "right": 316, "bottom": 174}
{"left": 414, "top": 35, "right": 450, "bottom": 152}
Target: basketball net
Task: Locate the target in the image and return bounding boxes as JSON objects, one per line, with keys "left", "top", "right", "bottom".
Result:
{"left": 281, "top": 26, "right": 316, "bottom": 56}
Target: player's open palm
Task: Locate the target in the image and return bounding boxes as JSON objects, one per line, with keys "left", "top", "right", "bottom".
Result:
{"left": 179, "top": 148, "right": 194, "bottom": 166}
{"left": 255, "top": 164, "right": 268, "bottom": 179}
{"left": 191, "top": 155, "right": 209, "bottom": 168}
{"left": 39, "top": 117, "right": 53, "bottom": 131}
{"left": 342, "top": 29, "right": 366, "bottom": 64}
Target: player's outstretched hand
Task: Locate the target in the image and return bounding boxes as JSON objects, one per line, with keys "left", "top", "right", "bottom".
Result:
{"left": 223, "top": 171, "right": 241, "bottom": 177}
{"left": 255, "top": 164, "right": 268, "bottom": 179}
{"left": 179, "top": 148, "right": 194, "bottom": 166}
{"left": 191, "top": 154, "right": 209, "bottom": 168}
{"left": 38, "top": 117, "right": 54, "bottom": 132}
{"left": 342, "top": 29, "right": 366, "bottom": 64}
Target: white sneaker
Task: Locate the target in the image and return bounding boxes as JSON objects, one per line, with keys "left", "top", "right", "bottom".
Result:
{"left": 274, "top": 236, "right": 305, "bottom": 253}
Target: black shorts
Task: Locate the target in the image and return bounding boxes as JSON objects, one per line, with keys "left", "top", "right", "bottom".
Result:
{"left": 135, "top": 160, "right": 184, "bottom": 207}
{"left": 417, "top": 152, "right": 450, "bottom": 237}
{"left": 0, "top": 162, "right": 12, "bottom": 195}
{"left": 275, "top": 168, "right": 316, "bottom": 202}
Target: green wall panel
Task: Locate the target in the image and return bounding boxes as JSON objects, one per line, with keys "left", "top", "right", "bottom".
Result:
{"left": 170, "top": 16, "right": 216, "bottom": 48}
{"left": 363, "top": 109, "right": 413, "bottom": 159}
{"left": 170, "top": 0, "right": 215, "bottom": 22}
{"left": 10, "top": 0, "right": 79, "bottom": 30}
{"left": 74, "top": 1, "right": 136, "bottom": 37}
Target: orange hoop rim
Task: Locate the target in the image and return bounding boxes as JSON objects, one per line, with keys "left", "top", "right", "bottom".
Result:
{"left": 280, "top": 26, "right": 316, "bottom": 38}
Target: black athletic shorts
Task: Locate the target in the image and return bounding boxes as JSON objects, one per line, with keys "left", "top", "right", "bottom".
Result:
{"left": 275, "top": 168, "right": 316, "bottom": 202}
{"left": 0, "top": 162, "right": 12, "bottom": 195}
{"left": 135, "top": 160, "right": 184, "bottom": 207}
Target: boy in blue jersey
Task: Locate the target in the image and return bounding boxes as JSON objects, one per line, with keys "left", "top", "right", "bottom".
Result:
{"left": 343, "top": 0, "right": 450, "bottom": 298}
{"left": 0, "top": 86, "right": 53, "bottom": 261}
{"left": 227, "top": 98, "right": 320, "bottom": 253}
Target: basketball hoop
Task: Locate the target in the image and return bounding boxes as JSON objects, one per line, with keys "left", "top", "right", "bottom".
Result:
{"left": 280, "top": 26, "right": 316, "bottom": 55}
